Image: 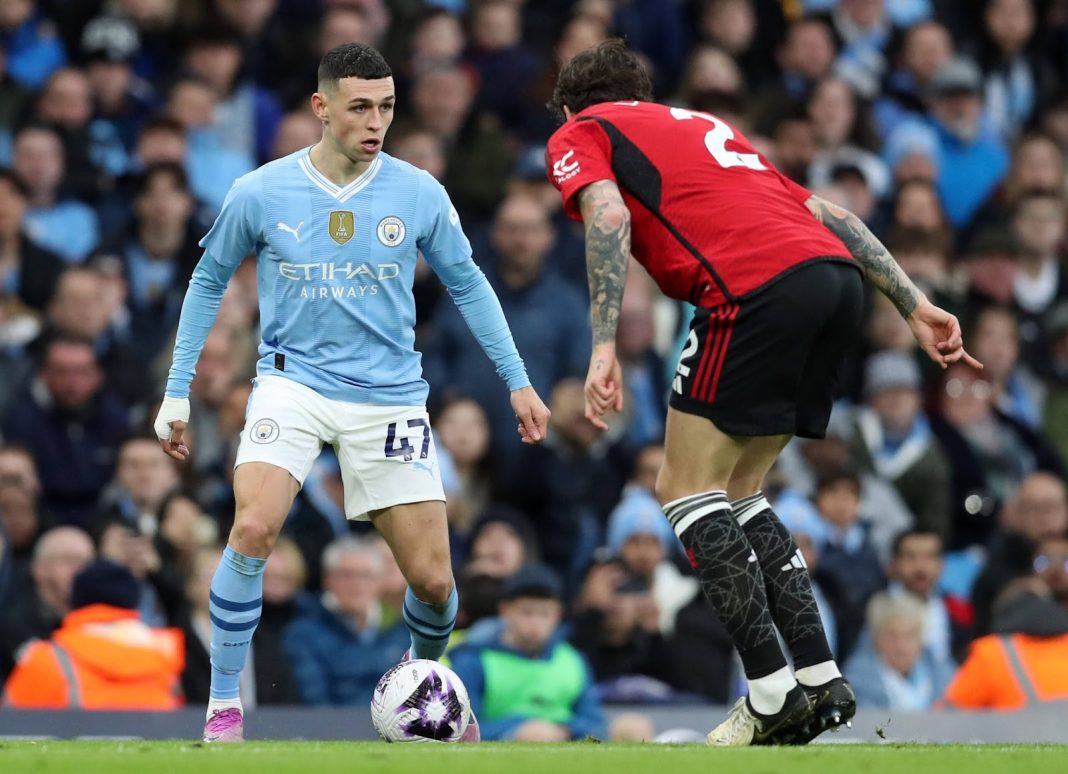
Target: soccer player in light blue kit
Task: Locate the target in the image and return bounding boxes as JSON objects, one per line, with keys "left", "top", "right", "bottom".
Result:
{"left": 152, "top": 44, "right": 551, "bottom": 743}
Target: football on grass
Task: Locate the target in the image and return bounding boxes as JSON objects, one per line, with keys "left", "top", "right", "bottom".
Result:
{"left": 371, "top": 659, "right": 471, "bottom": 743}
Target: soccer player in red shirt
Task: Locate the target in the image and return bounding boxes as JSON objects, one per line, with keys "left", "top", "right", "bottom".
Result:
{"left": 546, "top": 41, "right": 982, "bottom": 746}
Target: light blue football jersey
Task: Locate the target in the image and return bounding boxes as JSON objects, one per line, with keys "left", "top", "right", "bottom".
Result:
{"left": 166, "top": 148, "right": 527, "bottom": 405}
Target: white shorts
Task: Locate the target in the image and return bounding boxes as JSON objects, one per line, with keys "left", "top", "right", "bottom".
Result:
{"left": 234, "top": 375, "right": 445, "bottom": 521}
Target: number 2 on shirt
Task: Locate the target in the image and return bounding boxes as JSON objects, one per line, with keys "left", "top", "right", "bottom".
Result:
{"left": 670, "top": 107, "right": 766, "bottom": 171}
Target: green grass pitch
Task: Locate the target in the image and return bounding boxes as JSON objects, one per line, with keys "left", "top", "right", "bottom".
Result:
{"left": 1, "top": 741, "right": 1066, "bottom": 774}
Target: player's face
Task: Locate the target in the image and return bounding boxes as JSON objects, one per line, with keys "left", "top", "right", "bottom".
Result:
{"left": 317, "top": 76, "right": 396, "bottom": 163}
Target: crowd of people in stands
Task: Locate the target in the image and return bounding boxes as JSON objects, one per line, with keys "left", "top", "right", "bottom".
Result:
{"left": 2, "top": 0, "right": 1068, "bottom": 736}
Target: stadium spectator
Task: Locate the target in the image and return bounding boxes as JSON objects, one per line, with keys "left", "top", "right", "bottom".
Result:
{"left": 873, "top": 21, "right": 953, "bottom": 139}
{"left": 154, "top": 491, "right": 215, "bottom": 579}
{"left": 970, "top": 305, "right": 1045, "bottom": 430}
{"left": 886, "top": 530, "right": 972, "bottom": 663}
{"left": 845, "top": 592, "right": 955, "bottom": 710}
{"left": 945, "top": 577, "right": 1068, "bottom": 709}
{"left": 98, "top": 436, "right": 180, "bottom": 536}
{"left": 849, "top": 351, "right": 951, "bottom": 539}
{"left": 1010, "top": 189, "right": 1068, "bottom": 366}
{"left": 450, "top": 564, "right": 606, "bottom": 741}
{"left": 270, "top": 109, "right": 322, "bottom": 160}
{"left": 1043, "top": 303, "right": 1068, "bottom": 464}
{"left": 434, "top": 397, "right": 493, "bottom": 540}
{"left": 971, "top": 472, "right": 1068, "bottom": 633}
{"left": 180, "top": 547, "right": 298, "bottom": 707}
{"left": 464, "top": 0, "right": 543, "bottom": 133}
{"left": 0, "top": 167, "right": 64, "bottom": 312}
{"left": 0, "top": 0, "right": 66, "bottom": 90}
{"left": 425, "top": 193, "right": 589, "bottom": 476}
{"left": 81, "top": 14, "right": 156, "bottom": 153}
{"left": 750, "top": 16, "right": 836, "bottom": 134}
{"left": 931, "top": 362, "right": 1064, "bottom": 550}
{"left": 2, "top": 336, "right": 129, "bottom": 526}
{"left": 462, "top": 506, "right": 538, "bottom": 581}
{"left": 810, "top": 466, "right": 886, "bottom": 660}
{"left": 259, "top": 536, "right": 312, "bottom": 640}
{"left": 11, "top": 124, "right": 100, "bottom": 263}
{"left": 926, "top": 56, "right": 1010, "bottom": 230}
{"left": 282, "top": 537, "right": 410, "bottom": 707}
{"left": 1034, "top": 532, "right": 1068, "bottom": 615}
{"left": 0, "top": 525, "right": 93, "bottom": 681}
{"left": 406, "top": 8, "right": 465, "bottom": 79}
{"left": 615, "top": 276, "right": 666, "bottom": 447}
{"left": 3, "top": 558, "right": 183, "bottom": 708}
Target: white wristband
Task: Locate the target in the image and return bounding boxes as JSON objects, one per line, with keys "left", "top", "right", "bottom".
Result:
{"left": 154, "top": 396, "right": 191, "bottom": 442}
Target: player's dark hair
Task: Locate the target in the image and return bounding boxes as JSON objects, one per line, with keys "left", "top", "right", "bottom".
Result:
{"left": 891, "top": 529, "right": 943, "bottom": 558}
{"left": 133, "top": 161, "right": 190, "bottom": 198}
{"left": 318, "top": 43, "right": 392, "bottom": 89}
{"left": 548, "top": 39, "right": 653, "bottom": 121}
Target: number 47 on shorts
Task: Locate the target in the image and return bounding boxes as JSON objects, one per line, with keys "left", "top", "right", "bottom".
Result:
{"left": 384, "top": 419, "right": 430, "bottom": 461}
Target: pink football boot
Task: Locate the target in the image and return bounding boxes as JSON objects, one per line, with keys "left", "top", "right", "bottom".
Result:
{"left": 203, "top": 708, "right": 244, "bottom": 743}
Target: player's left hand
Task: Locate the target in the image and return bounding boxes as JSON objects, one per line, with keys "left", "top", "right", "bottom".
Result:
{"left": 906, "top": 297, "right": 984, "bottom": 370}
{"left": 511, "top": 386, "right": 550, "bottom": 445}
{"left": 584, "top": 343, "right": 624, "bottom": 431}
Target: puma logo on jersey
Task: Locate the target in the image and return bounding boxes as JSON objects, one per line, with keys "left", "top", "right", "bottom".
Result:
{"left": 553, "top": 150, "right": 580, "bottom": 182}
{"left": 780, "top": 549, "right": 808, "bottom": 572}
{"left": 276, "top": 221, "right": 305, "bottom": 242}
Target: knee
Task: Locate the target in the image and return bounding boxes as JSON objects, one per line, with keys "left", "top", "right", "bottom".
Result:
{"left": 655, "top": 468, "right": 698, "bottom": 508}
{"left": 230, "top": 510, "right": 279, "bottom": 557}
{"left": 408, "top": 571, "right": 454, "bottom": 605}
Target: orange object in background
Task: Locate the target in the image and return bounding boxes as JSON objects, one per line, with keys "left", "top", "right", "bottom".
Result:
{"left": 945, "top": 632, "right": 1068, "bottom": 710}
{"left": 4, "top": 604, "right": 184, "bottom": 710}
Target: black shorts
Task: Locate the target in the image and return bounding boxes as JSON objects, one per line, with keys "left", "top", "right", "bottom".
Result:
{"left": 669, "top": 260, "right": 864, "bottom": 438}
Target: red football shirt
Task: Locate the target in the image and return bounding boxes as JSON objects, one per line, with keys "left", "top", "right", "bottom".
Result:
{"left": 547, "top": 101, "right": 853, "bottom": 307}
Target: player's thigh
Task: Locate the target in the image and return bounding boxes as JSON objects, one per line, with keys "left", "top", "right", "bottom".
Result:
{"left": 370, "top": 499, "right": 453, "bottom": 602}
{"left": 795, "top": 265, "right": 865, "bottom": 438}
{"left": 656, "top": 406, "right": 750, "bottom": 504}
{"left": 726, "top": 434, "right": 792, "bottom": 501}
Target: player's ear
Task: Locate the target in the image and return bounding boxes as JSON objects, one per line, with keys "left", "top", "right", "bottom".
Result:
{"left": 311, "top": 90, "right": 329, "bottom": 123}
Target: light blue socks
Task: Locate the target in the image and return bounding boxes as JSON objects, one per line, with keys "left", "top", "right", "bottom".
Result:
{"left": 208, "top": 545, "right": 266, "bottom": 699}
{"left": 402, "top": 586, "right": 458, "bottom": 660}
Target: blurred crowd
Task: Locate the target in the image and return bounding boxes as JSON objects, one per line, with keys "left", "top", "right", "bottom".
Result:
{"left": 2, "top": 0, "right": 1068, "bottom": 733}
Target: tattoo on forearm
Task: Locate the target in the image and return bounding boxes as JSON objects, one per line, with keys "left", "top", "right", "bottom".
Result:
{"left": 579, "top": 181, "right": 631, "bottom": 346}
{"left": 807, "top": 196, "right": 919, "bottom": 317}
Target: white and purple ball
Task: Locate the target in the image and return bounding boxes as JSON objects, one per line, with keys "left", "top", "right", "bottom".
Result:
{"left": 371, "top": 659, "right": 471, "bottom": 743}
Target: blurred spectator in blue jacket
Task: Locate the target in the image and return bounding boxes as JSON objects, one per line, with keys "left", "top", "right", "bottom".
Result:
{"left": 11, "top": 124, "right": 99, "bottom": 263}
{"left": 2, "top": 336, "right": 128, "bottom": 527}
{"left": 283, "top": 537, "right": 409, "bottom": 706}
{"left": 450, "top": 564, "right": 606, "bottom": 741}
{"left": 0, "top": 0, "right": 65, "bottom": 90}
{"left": 845, "top": 592, "right": 955, "bottom": 710}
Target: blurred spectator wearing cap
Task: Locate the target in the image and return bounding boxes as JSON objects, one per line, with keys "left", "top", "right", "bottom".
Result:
{"left": 883, "top": 121, "right": 941, "bottom": 190}
{"left": 3, "top": 558, "right": 184, "bottom": 708}
{"left": 81, "top": 15, "right": 157, "bottom": 153}
{"left": 462, "top": 506, "right": 538, "bottom": 581}
{"left": 282, "top": 537, "right": 410, "bottom": 706}
{"left": 925, "top": 56, "right": 1010, "bottom": 230}
{"left": 450, "top": 564, "right": 606, "bottom": 741}
{"left": 12, "top": 124, "right": 100, "bottom": 263}
{"left": 886, "top": 529, "right": 972, "bottom": 664}
{"left": 971, "top": 305, "right": 1045, "bottom": 430}
{"left": 945, "top": 573, "right": 1068, "bottom": 710}
{"left": 184, "top": 26, "right": 282, "bottom": 165}
{"left": 975, "top": 0, "right": 1056, "bottom": 142}
{"left": 809, "top": 144, "right": 890, "bottom": 230}
{"left": 850, "top": 351, "right": 951, "bottom": 540}
{"left": 425, "top": 194, "right": 589, "bottom": 478}
{"left": 930, "top": 362, "right": 1063, "bottom": 550}
{"left": 809, "top": 466, "right": 885, "bottom": 659}
{"left": 0, "top": 525, "right": 92, "bottom": 682}
{"left": 970, "top": 472, "right": 1068, "bottom": 634}
{"left": 2, "top": 336, "right": 129, "bottom": 527}
{"left": 844, "top": 591, "right": 954, "bottom": 710}
{"left": 873, "top": 21, "right": 953, "bottom": 140}
{"left": 0, "top": 0, "right": 66, "bottom": 90}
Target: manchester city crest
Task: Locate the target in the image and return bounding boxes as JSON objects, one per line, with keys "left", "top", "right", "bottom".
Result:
{"left": 250, "top": 418, "right": 280, "bottom": 444}
{"left": 329, "top": 211, "right": 355, "bottom": 245}
{"left": 376, "top": 216, "right": 406, "bottom": 247}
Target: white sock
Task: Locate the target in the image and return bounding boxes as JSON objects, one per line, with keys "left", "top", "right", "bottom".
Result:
{"left": 795, "top": 661, "right": 842, "bottom": 687}
{"left": 747, "top": 665, "right": 796, "bottom": 716}
{"left": 206, "top": 697, "right": 243, "bottom": 720}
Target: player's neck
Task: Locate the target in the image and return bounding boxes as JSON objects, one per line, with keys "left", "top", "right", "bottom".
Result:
{"left": 308, "top": 141, "right": 373, "bottom": 186}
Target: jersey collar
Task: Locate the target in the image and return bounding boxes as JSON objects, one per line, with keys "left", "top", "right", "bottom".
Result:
{"left": 298, "top": 150, "right": 382, "bottom": 203}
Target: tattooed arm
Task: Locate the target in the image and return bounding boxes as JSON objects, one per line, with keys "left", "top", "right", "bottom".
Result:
{"left": 577, "top": 180, "right": 631, "bottom": 428}
{"left": 805, "top": 194, "right": 983, "bottom": 370}
{"left": 579, "top": 180, "right": 632, "bottom": 345}
{"left": 804, "top": 194, "right": 920, "bottom": 317}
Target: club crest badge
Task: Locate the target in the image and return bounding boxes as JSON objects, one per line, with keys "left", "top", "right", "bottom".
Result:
{"left": 329, "top": 211, "right": 355, "bottom": 244}
{"left": 376, "top": 216, "right": 406, "bottom": 247}
{"left": 250, "top": 419, "right": 280, "bottom": 444}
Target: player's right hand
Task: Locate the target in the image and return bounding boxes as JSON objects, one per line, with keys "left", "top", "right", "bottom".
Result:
{"left": 585, "top": 343, "right": 624, "bottom": 431}
{"left": 154, "top": 395, "right": 192, "bottom": 462}
{"left": 906, "top": 298, "right": 984, "bottom": 371}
